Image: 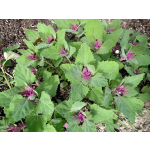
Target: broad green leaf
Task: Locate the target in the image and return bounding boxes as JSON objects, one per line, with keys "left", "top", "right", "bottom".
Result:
{"left": 35, "top": 91, "right": 54, "bottom": 115}
{"left": 104, "top": 119, "right": 114, "bottom": 132}
{"left": 82, "top": 118, "right": 97, "bottom": 132}
{"left": 26, "top": 114, "right": 47, "bottom": 132}
{"left": 14, "top": 64, "right": 36, "bottom": 86}
{"left": 139, "top": 67, "right": 149, "bottom": 73}
{"left": 124, "top": 73, "right": 144, "bottom": 88}
{"left": 115, "top": 96, "right": 144, "bottom": 123}
{"left": 69, "top": 65, "right": 82, "bottom": 82}
{"left": 136, "top": 35, "right": 147, "bottom": 47}
{"left": 90, "top": 104, "right": 114, "bottom": 123}
{"left": 55, "top": 100, "right": 72, "bottom": 120}
{"left": 136, "top": 94, "right": 150, "bottom": 102}
{"left": 71, "top": 81, "right": 89, "bottom": 102}
{"left": 141, "top": 86, "right": 148, "bottom": 93}
{"left": 16, "top": 53, "right": 35, "bottom": 67}
{"left": 56, "top": 30, "right": 66, "bottom": 43}
{"left": 85, "top": 19, "right": 105, "bottom": 41}
{"left": 103, "top": 87, "right": 113, "bottom": 106}
{"left": 12, "top": 95, "right": 34, "bottom": 122}
{"left": 70, "top": 102, "right": 86, "bottom": 112}
{"left": 4, "top": 51, "right": 20, "bottom": 60}
{"left": 51, "top": 118, "right": 66, "bottom": 132}
{"left": 4, "top": 86, "right": 24, "bottom": 97}
{"left": 102, "top": 19, "right": 108, "bottom": 31}
{"left": 81, "top": 37, "right": 94, "bottom": 49}
{"left": 4, "top": 102, "right": 15, "bottom": 124}
{"left": 0, "top": 91, "right": 13, "bottom": 107}
{"left": 124, "top": 65, "right": 135, "bottom": 76}
{"left": 68, "top": 42, "right": 82, "bottom": 50}
{"left": 25, "top": 29, "right": 38, "bottom": 41}
{"left": 86, "top": 65, "right": 95, "bottom": 74}
{"left": 67, "top": 124, "right": 84, "bottom": 132}
{"left": 43, "top": 124, "right": 56, "bottom": 132}
{"left": 134, "top": 55, "right": 150, "bottom": 66}
{"left": 60, "top": 64, "right": 75, "bottom": 81}
{"left": 124, "top": 86, "right": 138, "bottom": 97}
{"left": 3, "top": 45, "right": 20, "bottom": 52}
{"left": 40, "top": 75, "right": 59, "bottom": 97}
{"left": 142, "top": 48, "right": 150, "bottom": 55}
{"left": 87, "top": 87, "right": 104, "bottom": 105}
{"left": 103, "top": 28, "right": 123, "bottom": 45}
{"left": 88, "top": 73, "right": 108, "bottom": 88}
{"left": 76, "top": 27, "right": 85, "bottom": 37}
{"left": 51, "top": 57, "right": 63, "bottom": 67}
{"left": 68, "top": 46, "right": 76, "bottom": 58}
{"left": 130, "top": 45, "right": 146, "bottom": 55}
{"left": 0, "top": 118, "right": 9, "bottom": 132}
{"left": 36, "top": 43, "right": 51, "bottom": 50}
{"left": 76, "top": 43, "right": 95, "bottom": 66}
{"left": 23, "top": 39, "right": 38, "bottom": 52}
{"left": 131, "top": 31, "right": 140, "bottom": 42}
{"left": 120, "top": 30, "right": 133, "bottom": 49}
{"left": 54, "top": 19, "right": 72, "bottom": 29}
{"left": 97, "top": 39, "right": 114, "bottom": 54}
{"left": 96, "top": 61, "right": 119, "bottom": 80}
{"left": 63, "top": 29, "right": 78, "bottom": 34}
{"left": 110, "top": 19, "right": 121, "bottom": 30}
{"left": 78, "top": 19, "right": 88, "bottom": 28}
{"left": 43, "top": 70, "right": 52, "bottom": 81}
{"left": 40, "top": 45, "right": 60, "bottom": 60}
{"left": 60, "top": 82, "right": 68, "bottom": 88}
{"left": 37, "top": 23, "right": 56, "bottom": 39}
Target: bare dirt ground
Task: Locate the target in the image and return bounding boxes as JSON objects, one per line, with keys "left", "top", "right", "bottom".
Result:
{"left": 0, "top": 19, "right": 150, "bottom": 132}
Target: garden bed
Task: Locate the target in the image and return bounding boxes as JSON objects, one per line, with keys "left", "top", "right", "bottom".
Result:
{"left": 0, "top": 19, "right": 150, "bottom": 132}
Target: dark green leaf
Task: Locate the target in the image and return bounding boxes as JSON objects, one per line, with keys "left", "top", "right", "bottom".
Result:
{"left": 26, "top": 113, "right": 47, "bottom": 132}
{"left": 40, "top": 75, "right": 59, "bottom": 97}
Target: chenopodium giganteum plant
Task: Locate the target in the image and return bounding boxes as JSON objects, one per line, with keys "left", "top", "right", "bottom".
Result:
{"left": 0, "top": 19, "right": 150, "bottom": 132}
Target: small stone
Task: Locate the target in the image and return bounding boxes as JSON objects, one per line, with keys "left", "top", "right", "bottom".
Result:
{"left": 115, "top": 50, "right": 120, "bottom": 54}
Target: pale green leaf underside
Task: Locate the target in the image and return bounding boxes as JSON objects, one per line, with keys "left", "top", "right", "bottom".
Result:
{"left": 70, "top": 101, "right": 86, "bottom": 112}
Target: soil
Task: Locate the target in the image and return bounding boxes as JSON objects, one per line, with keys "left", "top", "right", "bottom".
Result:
{"left": 0, "top": 19, "right": 150, "bottom": 132}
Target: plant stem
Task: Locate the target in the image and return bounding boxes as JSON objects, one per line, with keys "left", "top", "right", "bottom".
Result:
{"left": 1, "top": 67, "right": 11, "bottom": 89}
{"left": 44, "top": 60, "right": 55, "bottom": 69}
{"left": 66, "top": 56, "right": 71, "bottom": 64}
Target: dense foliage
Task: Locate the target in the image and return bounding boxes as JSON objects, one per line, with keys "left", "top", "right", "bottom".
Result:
{"left": 0, "top": 19, "right": 150, "bottom": 132}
